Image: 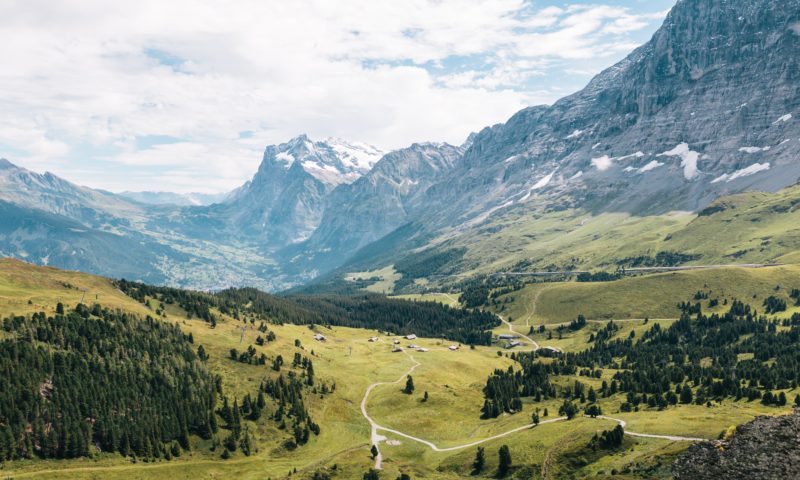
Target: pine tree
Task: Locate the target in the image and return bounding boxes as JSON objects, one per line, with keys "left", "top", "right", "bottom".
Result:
{"left": 472, "top": 446, "right": 485, "bottom": 473}
{"left": 370, "top": 444, "right": 379, "bottom": 459}
{"left": 680, "top": 385, "right": 693, "bottom": 404}
{"left": 497, "top": 445, "right": 512, "bottom": 477}
{"left": 404, "top": 375, "right": 415, "bottom": 394}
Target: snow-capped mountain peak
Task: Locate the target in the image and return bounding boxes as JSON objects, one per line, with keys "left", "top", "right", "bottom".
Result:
{"left": 261, "top": 135, "right": 385, "bottom": 186}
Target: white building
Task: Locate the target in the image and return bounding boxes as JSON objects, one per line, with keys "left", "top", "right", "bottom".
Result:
{"left": 368, "top": 337, "right": 379, "bottom": 342}
{"left": 448, "top": 345, "right": 459, "bottom": 351}
{"left": 405, "top": 334, "right": 417, "bottom": 340}
{"left": 313, "top": 334, "right": 326, "bottom": 341}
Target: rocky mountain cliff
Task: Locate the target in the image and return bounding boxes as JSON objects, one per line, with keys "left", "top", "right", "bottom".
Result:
{"left": 285, "top": 142, "right": 463, "bottom": 275}
{"left": 418, "top": 0, "right": 800, "bottom": 229}
{"left": 316, "top": 0, "right": 800, "bottom": 284}
{"left": 220, "top": 135, "right": 385, "bottom": 246}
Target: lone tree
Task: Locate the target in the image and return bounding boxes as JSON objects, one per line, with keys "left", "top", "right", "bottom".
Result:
{"left": 472, "top": 446, "right": 485, "bottom": 474}
{"left": 422, "top": 391, "right": 429, "bottom": 402}
{"left": 532, "top": 412, "right": 540, "bottom": 425}
{"left": 404, "top": 375, "right": 415, "bottom": 394}
{"left": 370, "top": 444, "right": 379, "bottom": 459}
{"left": 586, "top": 404, "right": 602, "bottom": 418}
{"left": 559, "top": 399, "right": 579, "bottom": 420}
{"left": 497, "top": 445, "right": 512, "bottom": 477}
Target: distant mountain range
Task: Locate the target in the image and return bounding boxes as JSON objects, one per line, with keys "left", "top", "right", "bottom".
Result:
{"left": 1, "top": 0, "right": 798, "bottom": 292}
{"left": 119, "top": 191, "right": 230, "bottom": 207}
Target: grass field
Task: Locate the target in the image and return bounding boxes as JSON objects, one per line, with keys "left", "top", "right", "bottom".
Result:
{"left": 492, "top": 265, "right": 800, "bottom": 325}
{"left": 345, "top": 265, "right": 401, "bottom": 294}
{"left": 1, "top": 258, "right": 797, "bottom": 479}
{"left": 391, "top": 292, "right": 461, "bottom": 308}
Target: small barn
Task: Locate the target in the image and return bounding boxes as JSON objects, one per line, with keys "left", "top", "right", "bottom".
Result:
{"left": 313, "top": 333, "right": 326, "bottom": 342}
{"left": 405, "top": 334, "right": 417, "bottom": 340}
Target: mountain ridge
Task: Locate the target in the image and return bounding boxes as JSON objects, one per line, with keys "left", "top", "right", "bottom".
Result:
{"left": 0, "top": 0, "right": 798, "bottom": 292}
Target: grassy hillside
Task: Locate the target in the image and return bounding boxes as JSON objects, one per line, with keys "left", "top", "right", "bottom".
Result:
{"left": 330, "top": 185, "right": 800, "bottom": 295}
{"left": 1, "top": 259, "right": 796, "bottom": 479}
{"left": 492, "top": 265, "right": 800, "bottom": 325}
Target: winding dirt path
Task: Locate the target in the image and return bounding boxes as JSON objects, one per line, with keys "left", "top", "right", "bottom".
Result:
{"left": 361, "top": 348, "right": 706, "bottom": 470}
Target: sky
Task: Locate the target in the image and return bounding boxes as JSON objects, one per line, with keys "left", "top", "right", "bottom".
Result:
{"left": 0, "top": 0, "right": 676, "bottom": 194}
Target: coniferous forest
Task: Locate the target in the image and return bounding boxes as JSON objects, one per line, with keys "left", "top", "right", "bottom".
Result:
{"left": 0, "top": 305, "right": 217, "bottom": 461}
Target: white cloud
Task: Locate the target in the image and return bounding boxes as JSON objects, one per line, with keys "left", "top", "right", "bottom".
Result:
{"left": 0, "top": 0, "right": 671, "bottom": 193}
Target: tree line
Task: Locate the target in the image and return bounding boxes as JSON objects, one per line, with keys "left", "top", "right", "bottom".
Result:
{"left": 117, "top": 280, "right": 500, "bottom": 346}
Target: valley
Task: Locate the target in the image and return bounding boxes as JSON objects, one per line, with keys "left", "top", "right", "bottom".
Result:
{"left": 1, "top": 0, "right": 799, "bottom": 478}
{"left": 1, "top": 259, "right": 798, "bottom": 478}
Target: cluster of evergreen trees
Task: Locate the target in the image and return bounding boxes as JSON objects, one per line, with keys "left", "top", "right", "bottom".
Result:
{"left": 286, "top": 295, "right": 500, "bottom": 345}
{"left": 117, "top": 280, "right": 500, "bottom": 346}
{"left": 262, "top": 373, "right": 320, "bottom": 449}
{"left": 481, "top": 300, "right": 800, "bottom": 418}
{"left": 616, "top": 251, "right": 701, "bottom": 268}
{"left": 763, "top": 295, "right": 787, "bottom": 314}
{"left": 576, "top": 271, "right": 621, "bottom": 282}
{"left": 791, "top": 289, "right": 800, "bottom": 306}
{"left": 588, "top": 425, "right": 624, "bottom": 450}
{"left": 0, "top": 305, "right": 217, "bottom": 461}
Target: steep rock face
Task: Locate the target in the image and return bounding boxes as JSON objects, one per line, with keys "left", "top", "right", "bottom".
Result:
{"left": 222, "top": 135, "right": 384, "bottom": 245}
{"left": 419, "top": 0, "right": 800, "bottom": 231}
{"left": 285, "top": 142, "right": 463, "bottom": 273}
{"left": 672, "top": 410, "right": 800, "bottom": 479}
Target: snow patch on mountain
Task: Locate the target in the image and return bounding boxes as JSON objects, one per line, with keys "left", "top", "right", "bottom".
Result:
{"left": 638, "top": 160, "right": 664, "bottom": 173}
{"left": 659, "top": 143, "right": 700, "bottom": 180}
{"left": 275, "top": 152, "right": 295, "bottom": 167}
{"left": 739, "top": 146, "right": 771, "bottom": 153}
{"left": 565, "top": 129, "right": 584, "bottom": 139}
{"left": 617, "top": 151, "right": 646, "bottom": 161}
{"left": 533, "top": 171, "right": 556, "bottom": 190}
{"left": 711, "top": 163, "right": 771, "bottom": 184}
{"left": 591, "top": 155, "right": 613, "bottom": 171}
{"left": 325, "top": 137, "right": 385, "bottom": 172}
{"left": 773, "top": 113, "right": 793, "bottom": 124}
